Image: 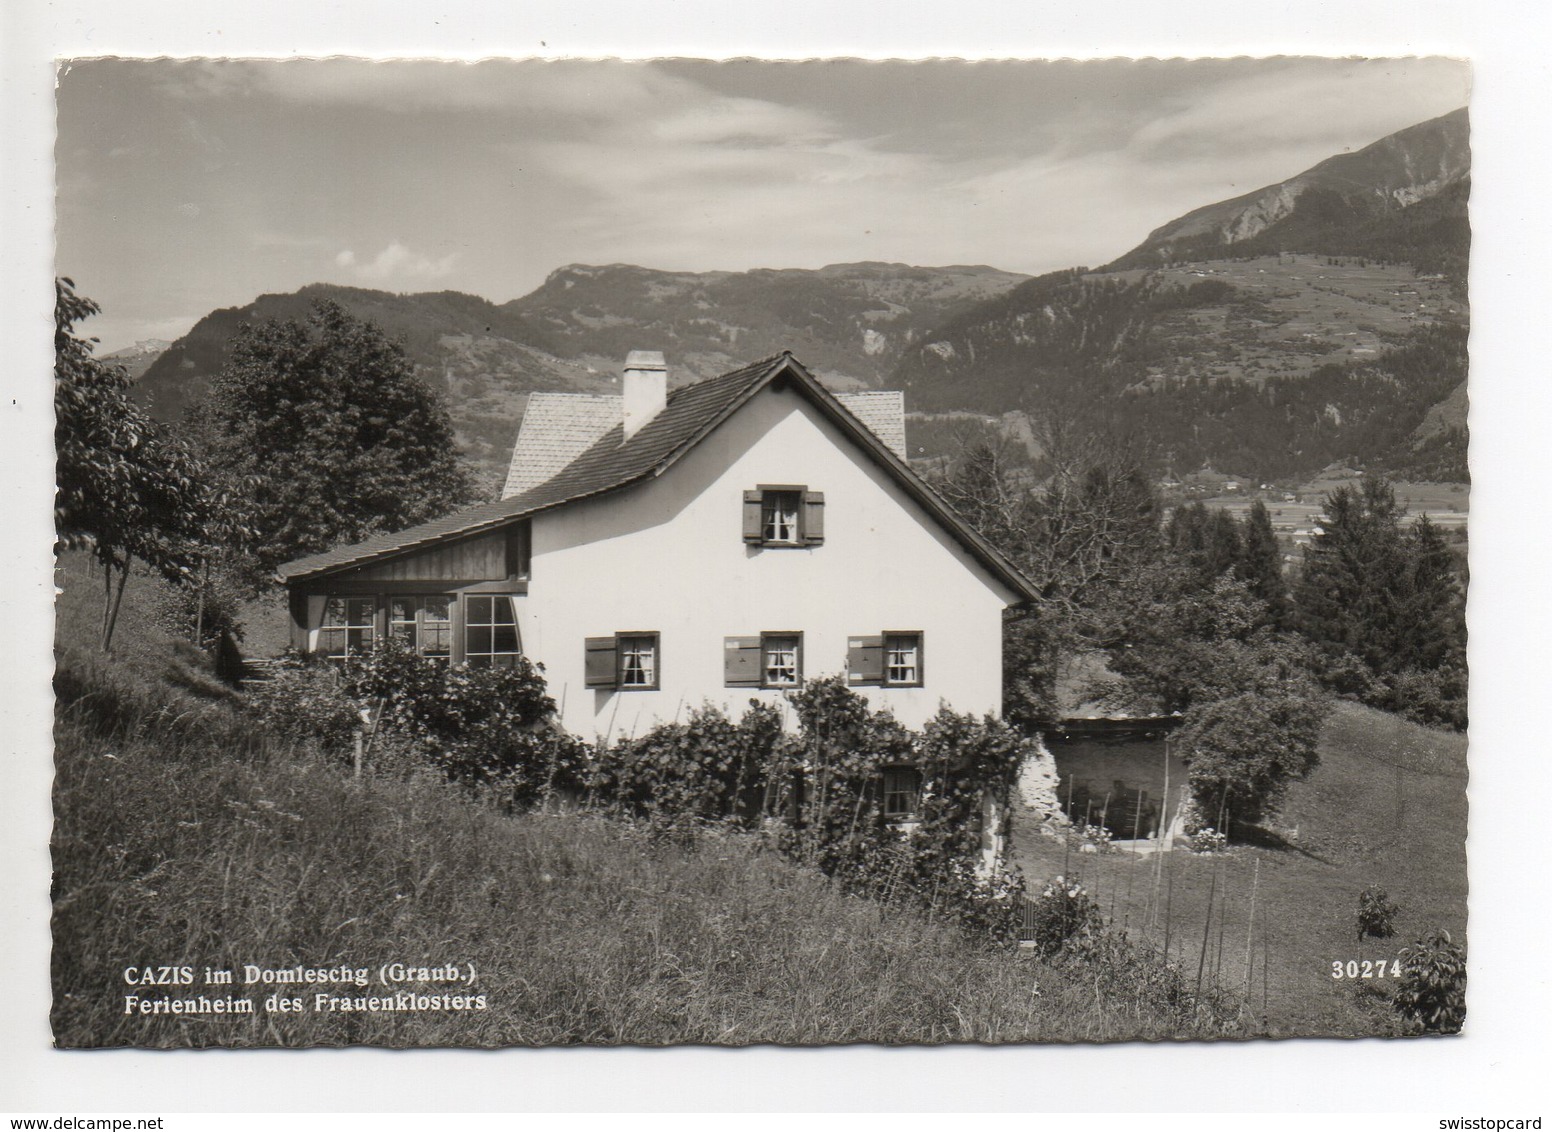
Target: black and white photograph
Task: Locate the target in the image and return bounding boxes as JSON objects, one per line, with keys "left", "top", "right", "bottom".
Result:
{"left": 44, "top": 54, "right": 1481, "bottom": 1051}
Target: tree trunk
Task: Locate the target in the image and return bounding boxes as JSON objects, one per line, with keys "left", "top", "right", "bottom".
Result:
{"left": 100, "top": 555, "right": 113, "bottom": 644}
{"left": 194, "top": 555, "right": 209, "bottom": 646}
{"left": 102, "top": 554, "right": 131, "bottom": 653}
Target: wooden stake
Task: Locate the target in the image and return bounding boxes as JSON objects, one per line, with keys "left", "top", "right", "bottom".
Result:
{"left": 1262, "top": 911, "right": 1270, "bottom": 1018}
{"left": 1213, "top": 856, "right": 1229, "bottom": 984}
{"left": 1244, "top": 856, "right": 1260, "bottom": 998}
{"left": 1195, "top": 859, "right": 1217, "bottom": 999}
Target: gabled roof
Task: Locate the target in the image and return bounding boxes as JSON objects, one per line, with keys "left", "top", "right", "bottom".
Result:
{"left": 501, "top": 388, "right": 905, "bottom": 502}
{"left": 277, "top": 352, "right": 1038, "bottom": 602}
{"left": 501, "top": 392, "right": 621, "bottom": 499}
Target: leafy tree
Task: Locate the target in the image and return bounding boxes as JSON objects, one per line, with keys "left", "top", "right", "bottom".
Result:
{"left": 1174, "top": 689, "right": 1325, "bottom": 828}
{"left": 199, "top": 299, "right": 473, "bottom": 583}
{"left": 55, "top": 278, "right": 204, "bottom": 650}
{"left": 1357, "top": 886, "right": 1400, "bottom": 942}
{"left": 1107, "top": 573, "right": 1318, "bottom": 715}
{"left": 936, "top": 436, "right": 1168, "bottom": 723}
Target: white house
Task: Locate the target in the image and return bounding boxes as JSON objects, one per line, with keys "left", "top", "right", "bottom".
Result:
{"left": 276, "top": 351, "right": 1038, "bottom": 739}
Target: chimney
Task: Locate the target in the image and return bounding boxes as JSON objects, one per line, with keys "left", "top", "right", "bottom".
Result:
{"left": 622, "top": 350, "right": 667, "bottom": 440}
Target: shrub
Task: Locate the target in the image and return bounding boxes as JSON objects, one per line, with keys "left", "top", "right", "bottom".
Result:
{"left": 243, "top": 657, "right": 362, "bottom": 755}
{"left": 1190, "top": 827, "right": 1229, "bottom": 854}
{"left": 586, "top": 701, "right": 783, "bottom": 824}
{"left": 342, "top": 640, "right": 568, "bottom": 795}
{"left": 1357, "top": 885, "right": 1400, "bottom": 941}
{"left": 1383, "top": 665, "right": 1467, "bottom": 732}
{"left": 1020, "top": 874, "right": 1104, "bottom": 957}
{"left": 1392, "top": 929, "right": 1467, "bottom": 1034}
{"left": 774, "top": 679, "right": 1031, "bottom": 941}
{"left": 149, "top": 568, "right": 247, "bottom": 651}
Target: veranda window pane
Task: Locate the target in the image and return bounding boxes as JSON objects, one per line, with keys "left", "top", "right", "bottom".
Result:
{"left": 467, "top": 626, "right": 492, "bottom": 654}
{"left": 422, "top": 626, "right": 451, "bottom": 658}
{"left": 493, "top": 626, "right": 518, "bottom": 653}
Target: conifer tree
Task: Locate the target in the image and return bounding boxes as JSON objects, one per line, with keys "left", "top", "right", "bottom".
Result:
{"left": 1239, "top": 499, "right": 1288, "bottom": 626}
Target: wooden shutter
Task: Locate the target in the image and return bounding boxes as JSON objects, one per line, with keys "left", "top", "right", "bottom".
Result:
{"left": 742, "top": 490, "right": 764, "bottom": 543}
{"left": 724, "top": 636, "right": 763, "bottom": 687}
{"left": 847, "top": 635, "right": 884, "bottom": 686}
{"left": 802, "top": 491, "right": 825, "bottom": 545}
{"left": 584, "top": 636, "right": 618, "bottom": 688}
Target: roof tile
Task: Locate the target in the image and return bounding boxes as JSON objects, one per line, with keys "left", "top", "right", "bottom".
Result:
{"left": 836, "top": 391, "right": 906, "bottom": 458}
{"left": 501, "top": 393, "right": 621, "bottom": 498}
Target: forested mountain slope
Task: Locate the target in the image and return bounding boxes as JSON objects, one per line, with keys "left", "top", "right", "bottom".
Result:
{"left": 892, "top": 109, "right": 1471, "bottom": 481}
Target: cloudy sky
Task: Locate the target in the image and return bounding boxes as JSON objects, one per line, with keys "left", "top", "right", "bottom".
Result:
{"left": 56, "top": 56, "right": 1470, "bottom": 352}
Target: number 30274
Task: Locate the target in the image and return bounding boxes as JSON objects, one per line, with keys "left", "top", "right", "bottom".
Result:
{"left": 1331, "top": 959, "right": 1401, "bottom": 979}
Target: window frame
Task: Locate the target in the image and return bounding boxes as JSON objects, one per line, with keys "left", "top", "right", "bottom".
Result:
{"left": 463, "top": 594, "right": 522, "bottom": 669}
{"left": 881, "top": 765, "right": 923, "bottom": 822}
{"left": 615, "top": 632, "right": 661, "bottom": 691}
{"left": 759, "top": 631, "right": 803, "bottom": 689}
{"left": 388, "top": 594, "right": 454, "bottom": 663}
{"left": 760, "top": 487, "right": 804, "bottom": 546}
{"left": 317, "top": 596, "right": 377, "bottom": 662}
{"left": 882, "top": 630, "right": 925, "bottom": 688}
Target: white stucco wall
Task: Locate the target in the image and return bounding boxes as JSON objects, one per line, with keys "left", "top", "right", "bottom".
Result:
{"left": 514, "top": 386, "right": 1017, "bottom": 738}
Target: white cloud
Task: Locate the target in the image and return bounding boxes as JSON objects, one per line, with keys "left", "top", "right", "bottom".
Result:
{"left": 336, "top": 241, "right": 457, "bottom": 282}
{"left": 1129, "top": 59, "right": 1471, "bottom": 160}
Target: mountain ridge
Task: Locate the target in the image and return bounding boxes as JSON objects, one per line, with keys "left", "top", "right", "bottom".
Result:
{"left": 134, "top": 108, "right": 1471, "bottom": 491}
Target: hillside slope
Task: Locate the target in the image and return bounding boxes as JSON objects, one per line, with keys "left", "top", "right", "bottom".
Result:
{"left": 1111, "top": 108, "right": 1469, "bottom": 273}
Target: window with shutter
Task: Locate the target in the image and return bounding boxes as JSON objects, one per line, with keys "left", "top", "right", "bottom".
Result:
{"left": 846, "top": 635, "right": 885, "bottom": 686}
{"left": 745, "top": 485, "right": 823, "bottom": 548}
{"left": 761, "top": 490, "right": 802, "bottom": 544}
